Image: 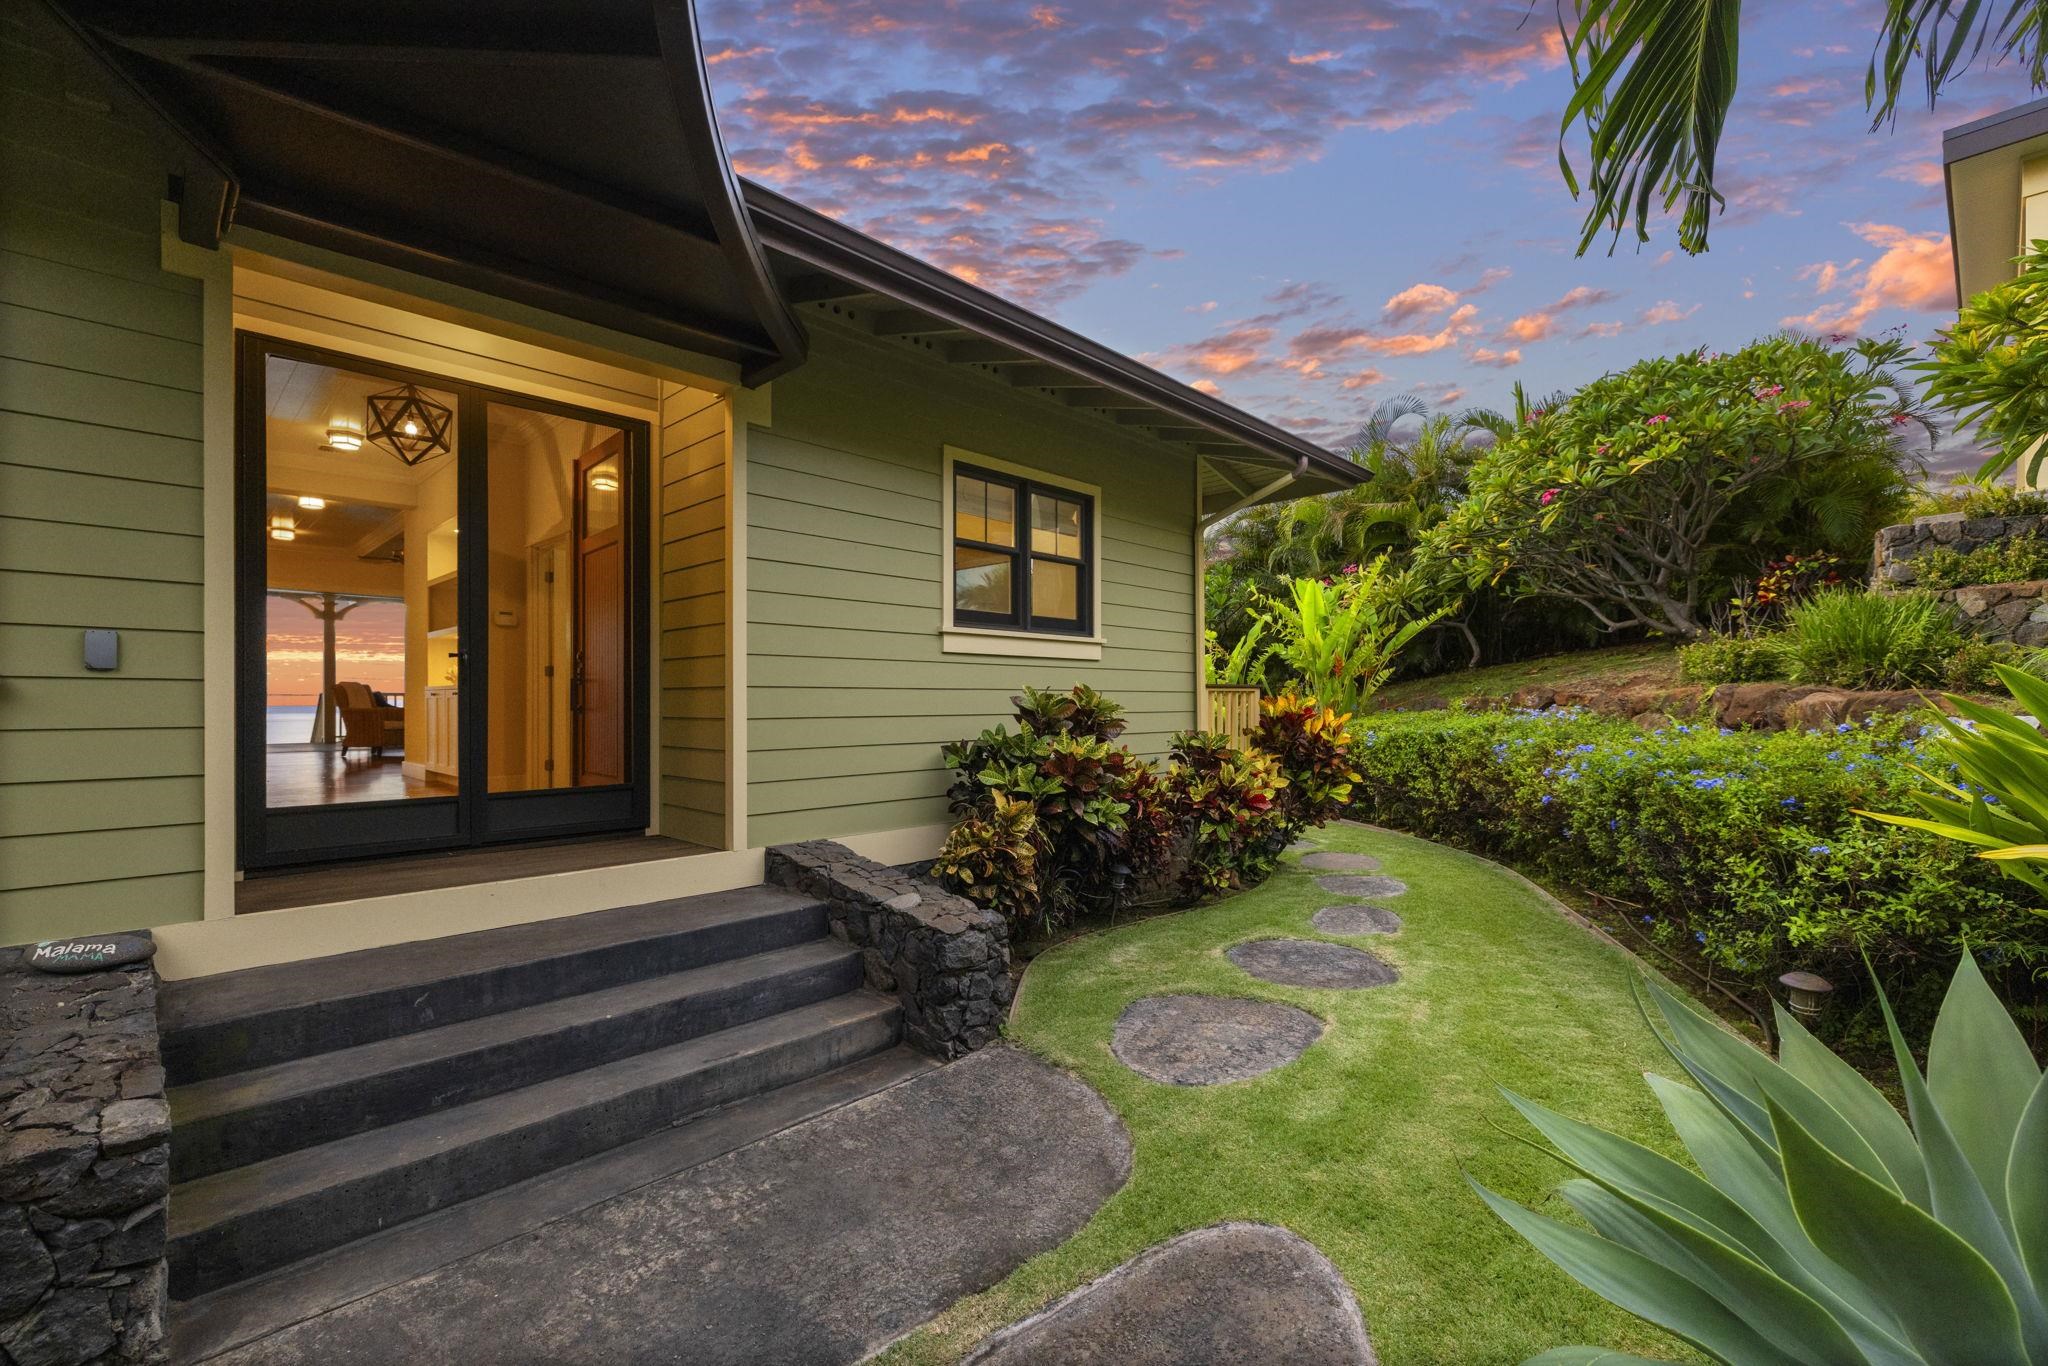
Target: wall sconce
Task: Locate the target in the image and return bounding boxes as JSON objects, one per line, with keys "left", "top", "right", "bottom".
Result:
{"left": 296, "top": 495, "right": 326, "bottom": 510}
{"left": 1778, "top": 970, "right": 1834, "bottom": 1021}
{"left": 324, "top": 420, "right": 363, "bottom": 452}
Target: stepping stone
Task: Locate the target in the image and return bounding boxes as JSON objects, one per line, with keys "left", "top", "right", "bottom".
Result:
{"left": 1286, "top": 840, "right": 1317, "bottom": 853}
{"left": 964, "top": 1221, "right": 1377, "bottom": 1365}
{"left": 1227, "top": 939, "right": 1398, "bottom": 990}
{"left": 1112, "top": 995, "right": 1323, "bottom": 1086}
{"left": 1315, "top": 874, "right": 1408, "bottom": 899}
{"left": 1311, "top": 905, "right": 1402, "bottom": 936}
{"left": 1300, "top": 851, "right": 1381, "bottom": 873}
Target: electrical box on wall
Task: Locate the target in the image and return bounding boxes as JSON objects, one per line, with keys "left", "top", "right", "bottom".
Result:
{"left": 83, "top": 629, "right": 119, "bottom": 671}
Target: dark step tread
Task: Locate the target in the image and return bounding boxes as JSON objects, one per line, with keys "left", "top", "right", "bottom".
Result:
{"left": 160, "top": 883, "right": 822, "bottom": 1034}
{"left": 169, "top": 991, "right": 900, "bottom": 1243}
{"left": 167, "top": 940, "right": 864, "bottom": 1181}
{"left": 167, "top": 1048, "right": 939, "bottom": 1363}
{"left": 160, "top": 885, "right": 831, "bottom": 1082}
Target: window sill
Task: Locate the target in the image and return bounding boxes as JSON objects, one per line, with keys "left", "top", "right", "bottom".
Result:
{"left": 941, "top": 626, "right": 1105, "bottom": 661}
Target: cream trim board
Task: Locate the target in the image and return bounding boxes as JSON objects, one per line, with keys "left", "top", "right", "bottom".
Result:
{"left": 160, "top": 203, "right": 239, "bottom": 920}
{"left": 1192, "top": 458, "right": 1208, "bottom": 727}
{"left": 727, "top": 385, "right": 770, "bottom": 853}
{"left": 939, "top": 444, "right": 1106, "bottom": 656}
{"left": 940, "top": 627, "right": 1103, "bottom": 660}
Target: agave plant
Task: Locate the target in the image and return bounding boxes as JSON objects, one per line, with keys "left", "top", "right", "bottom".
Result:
{"left": 1857, "top": 661, "right": 2048, "bottom": 899}
{"left": 1471, "top": 960, "right": 2047, "bottom": 1365}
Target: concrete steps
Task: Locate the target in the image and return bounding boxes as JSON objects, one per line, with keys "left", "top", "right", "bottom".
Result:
{"left": 161, "top": 885, "right": 906, "bottom": 1301}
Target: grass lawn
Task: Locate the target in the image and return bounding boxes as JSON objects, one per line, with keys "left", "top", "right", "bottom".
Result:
{"left": 1372, "top": 640, "right": 1681, "bottom": 712}
{"left": 878, "top": 822, "right": 1706, "bottom": 1366}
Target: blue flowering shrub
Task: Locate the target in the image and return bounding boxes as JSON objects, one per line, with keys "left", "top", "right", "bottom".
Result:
{"left": 1350, "top": 705, "right": 2048, "bottom": 1039}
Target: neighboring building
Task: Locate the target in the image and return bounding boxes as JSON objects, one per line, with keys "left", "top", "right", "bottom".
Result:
{"left": 1945, "top": 94, "right": 2048, "bottom": 303}
{"left": 0, "top": 0, "right": 1359, "bottom": 975}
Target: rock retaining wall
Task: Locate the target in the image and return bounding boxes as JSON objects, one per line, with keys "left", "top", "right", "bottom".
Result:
{"left": 765, "top": 841, "right": 1013, "bottom": 1059}
{"left": 1422, "top": 680, "right": 1953, "bottom": 732}
{"left": 1932, "top": 579, "right": 2048, "bottom": 646}
{"left": 0, "top": 944, "right": 170, "bottom": 1366}
{"left": 1874, "top": 512, "right": 2048, "bottom": 586}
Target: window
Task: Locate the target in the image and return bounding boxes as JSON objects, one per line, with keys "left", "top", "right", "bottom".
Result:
{"left": 950, "top": 462, "right": 1094, "bottom": 636}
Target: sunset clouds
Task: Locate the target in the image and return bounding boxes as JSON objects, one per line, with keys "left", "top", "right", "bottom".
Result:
{"left": 698, "top": 0, "right": 2031, "bottom": 447}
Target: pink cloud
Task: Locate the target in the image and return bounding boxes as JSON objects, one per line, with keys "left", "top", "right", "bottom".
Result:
{"left": 1381, "top": 282, "right": 1461, "bottom": 324}
{"left": 1781, "top": 223, "right": 1955, "bottom": 333}
{"left": 1500, "top": 285, "right": 1618, "bottom": 342}
{"left": 1468, "top": 346, "right": 1522, "bottom": 368}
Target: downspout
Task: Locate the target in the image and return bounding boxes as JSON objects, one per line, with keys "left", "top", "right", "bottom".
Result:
{"left": 1199, "top": 455, "right": 1309, "bottom": 530}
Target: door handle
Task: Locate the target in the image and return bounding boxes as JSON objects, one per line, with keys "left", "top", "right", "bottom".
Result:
{"left": 569, "top": 651, "right": 585, "bottom": 714}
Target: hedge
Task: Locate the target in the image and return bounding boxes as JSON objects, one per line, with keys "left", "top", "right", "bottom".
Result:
{"left": 1348, "top": 706, "right": 2048, "bottom": 1043}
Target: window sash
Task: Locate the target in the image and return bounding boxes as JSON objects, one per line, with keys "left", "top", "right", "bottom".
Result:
{"left": 951, "top": 464, "right": 1092, "bottom": 635}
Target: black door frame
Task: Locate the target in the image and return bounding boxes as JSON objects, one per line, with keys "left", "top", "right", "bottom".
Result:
{"left": 234, "top": 331, "right": 654, "bottom": 870}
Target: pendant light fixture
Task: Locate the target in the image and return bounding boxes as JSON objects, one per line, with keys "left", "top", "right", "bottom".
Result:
{"left": 364, "top": 383, "right": 454, "bottom": 466}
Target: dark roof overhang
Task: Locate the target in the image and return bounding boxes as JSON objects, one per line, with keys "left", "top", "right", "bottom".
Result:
{"left": 45, "top": 0, "right": 807, "bottom": 384}
{"left": 742, "top": 182, "right": 1364, "bottom": 512}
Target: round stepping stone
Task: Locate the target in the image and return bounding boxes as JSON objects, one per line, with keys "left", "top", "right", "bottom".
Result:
{"left": 1300, "top": 851, "right": 1381, "bottom": 873}
{"left": 1315, "top": 873, "right": 1408, "bottom": 899}
{"left": 1311, "top": 904, "right": 1402, "bottom": 936}
{"left": 964, "top": 1221, "right": 1377, "bottom": 1365}
{"left": 1227, "top": 938, "right": 1399, "bottom": 990}
{"left": 1112, "top": 995, "right": 1324, "bottom": 1086}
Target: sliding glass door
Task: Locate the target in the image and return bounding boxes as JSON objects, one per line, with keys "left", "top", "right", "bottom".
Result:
{"left": 236, "top": 334, "right": 650, "bottom": 869}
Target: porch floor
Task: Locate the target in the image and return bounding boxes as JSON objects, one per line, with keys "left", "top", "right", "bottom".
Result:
{"left": 235, "top": 834, "right": 715, "bottom": 914}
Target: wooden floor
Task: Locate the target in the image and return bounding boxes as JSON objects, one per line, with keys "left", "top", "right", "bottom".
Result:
{"left": 235, "top": 834, "right": 716, "bottom": 914}
{"left": 266, "top": 747, "right": 456, "bottom": 806}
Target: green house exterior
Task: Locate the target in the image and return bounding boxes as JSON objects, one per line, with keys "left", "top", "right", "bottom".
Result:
{"left": 0, "top": 0, "right": 1358, "bottom": 973}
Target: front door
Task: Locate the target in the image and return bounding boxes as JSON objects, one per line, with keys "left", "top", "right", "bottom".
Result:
{"left": 236, "top": 334, "right": 652, "bottom": 869}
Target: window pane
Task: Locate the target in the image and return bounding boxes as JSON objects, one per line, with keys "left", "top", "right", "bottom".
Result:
{"left": 1031, "top": 492, "right": 1083, "bottom": 558}
{"left": 955, "top": 474, "right": 987, "bottom": 544}
{"left": 955, "top": 545, "right": 1015, "bottom": 617}
{"left": 1032, "top": 557, "right": 1079, "bottom": 622}
{"left": 985, "top": 480, "right": 1015, "bottom": 547}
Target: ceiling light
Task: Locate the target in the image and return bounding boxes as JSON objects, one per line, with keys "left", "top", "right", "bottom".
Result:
{"left": 324, "top": 420, "right": 363, "bottom": 452}
{"left": 589, "top": 470, "right": 619, "bottom": 493}
{"left": 296, "top": 495, "right": 327, "bottom": 510}
{"left": 365, "top": 384, "right": 453, "bottom": 466}
{"left": 269, "top": 514, "right": 296, "bottom": 542}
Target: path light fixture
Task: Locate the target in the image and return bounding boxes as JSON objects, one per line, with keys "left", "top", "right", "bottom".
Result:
{"left": 1778, "top": 970, "right": 1834, "bottom": 1021}
{"left": 364, "top": 383, "right": 454, "bottom": 466}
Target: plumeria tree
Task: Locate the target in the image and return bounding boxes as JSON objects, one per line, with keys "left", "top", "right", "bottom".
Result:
{"left": 1416, "top": 335, "right": 1928, "bottom": 639}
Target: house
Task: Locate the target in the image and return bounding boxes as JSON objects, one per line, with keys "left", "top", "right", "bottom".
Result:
{"left": 1, "top": 0, "right": 1361, "bottom": 973}
{"left": 1944, "top": 95, "right": 2048, "bottom": 305}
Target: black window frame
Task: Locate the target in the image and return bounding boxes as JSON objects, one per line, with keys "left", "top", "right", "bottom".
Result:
{"left": 950, "top": 462, "right": 1095, "bottom": 637}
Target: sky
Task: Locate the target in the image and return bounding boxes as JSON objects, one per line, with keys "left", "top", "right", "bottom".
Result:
{"left": 698, "top": 0, "right": 2043, "bottom": 479}
{"left": 266, "top": 596, "right": 404, "bottom": 709}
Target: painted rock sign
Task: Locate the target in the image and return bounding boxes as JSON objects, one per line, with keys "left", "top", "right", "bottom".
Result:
{"left": 27, "top": 933, "right": 154, "bottom": 975}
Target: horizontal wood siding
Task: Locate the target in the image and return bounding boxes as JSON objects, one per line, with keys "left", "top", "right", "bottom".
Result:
{"left": 0, "top": 15, "right": 207, "bottom": 943}
{"left": 659, "top": 384, "right": 728, "bottom": 846}
{"left": 746, "top": 323, "right": 1197, "bottom": 848}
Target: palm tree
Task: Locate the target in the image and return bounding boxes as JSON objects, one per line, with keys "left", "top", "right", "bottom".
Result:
{"left": 1559, "top": 1, "right": 2046, "bottom": 255}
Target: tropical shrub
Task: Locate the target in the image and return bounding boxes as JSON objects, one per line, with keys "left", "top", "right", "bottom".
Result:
{"left": 1730, "top": 551, "right": 1846, "bottom": 628}
{"left": 1863, "top": 663, "right": 2048, "bottom": 901}
{"left": 929, "top": 793, "right": 1039, "bottom": 926}
{"left": 1909, "top": 533, "right": 2048, "bottom": 591}
{"left": 1775, "top": 588, "right": 1963, "bottom": 690}
{"left": 1166, "top": 731, "right": 1288, "bottom": 901}
{"left": 1677, "top": 634, "right": 1784, "bottom": 685}
{"left": 1259, "top": 566, "right": 1447, "bottom": 714}
{"left": 1918, "top": 240, "right": 2048, "bottom": 486}
{"left": 941, "top": 685, "right": 1174, "bottom": 931}
{"left": 1349, "top": 706, "right": 2047, "bottom": 1040}
{"left": 1906, "top": 478, "right": 2048, "bottom": 521}
{"left": 1204, "top": 620, "right": 1272, "bottom": 689}
{"left": 1248, "top": 692, "right": 1359, "bottom": 840}
{"left": 1417, "top": 336, "right": 1925, "bottom": 639}
{"left": 1474, "top": 957, "right": 2048, "bottom": 1366}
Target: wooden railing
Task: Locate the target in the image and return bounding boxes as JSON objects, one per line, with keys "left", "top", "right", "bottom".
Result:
{"left": 1208, "top": 686, "right": 1262, "bottom": 746}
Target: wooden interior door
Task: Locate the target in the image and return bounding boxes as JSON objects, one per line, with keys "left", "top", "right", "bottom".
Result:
{"left": 572, "top": 434, "right": 627, "bottom": 786}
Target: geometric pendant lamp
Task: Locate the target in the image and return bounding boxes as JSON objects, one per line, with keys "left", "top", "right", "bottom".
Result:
{"left": 363, "top": 383, "right": 454, "bottom": 466}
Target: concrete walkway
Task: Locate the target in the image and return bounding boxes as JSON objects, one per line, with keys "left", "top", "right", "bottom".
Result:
{"left": 194, "top": 1047, "right": 1129, "bottom": 1365}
